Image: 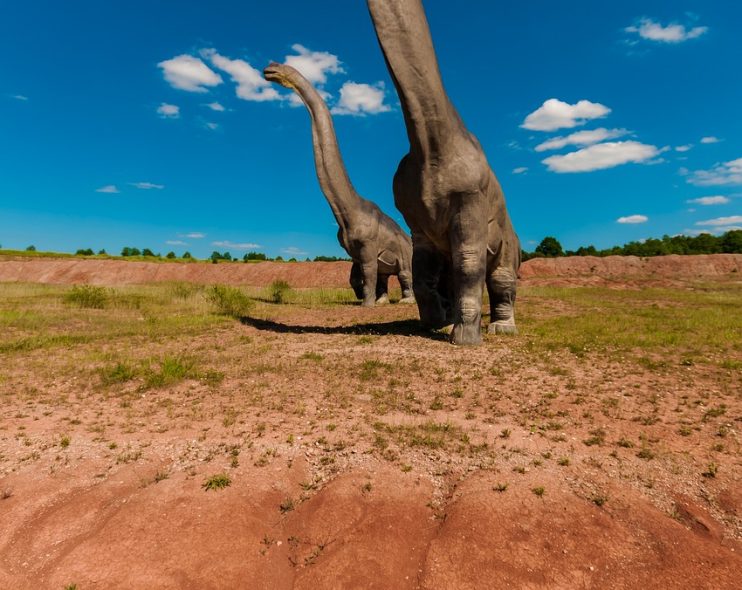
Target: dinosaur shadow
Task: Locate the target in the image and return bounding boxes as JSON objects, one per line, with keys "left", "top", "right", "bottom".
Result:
{"left": 239, "top": 316, "right": 447, "bottom": 340}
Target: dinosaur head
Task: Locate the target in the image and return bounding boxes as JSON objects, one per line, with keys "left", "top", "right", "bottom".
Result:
{"left": 263, "top": 62, "right": 297, "bottom": 89}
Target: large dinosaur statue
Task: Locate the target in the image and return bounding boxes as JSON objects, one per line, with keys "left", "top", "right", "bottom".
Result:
{"left": 264, "top": 62, "right": 414, "bottom": 306}
{"left": 366, "top": 0, "right": 521, "bottom": 344}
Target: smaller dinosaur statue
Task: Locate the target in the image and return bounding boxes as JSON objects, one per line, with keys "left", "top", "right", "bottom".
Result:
{"left": 264, "top": 63, "right": 414, "bottom": 306}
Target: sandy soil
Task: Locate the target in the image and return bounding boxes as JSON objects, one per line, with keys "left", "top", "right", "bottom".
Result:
{"left": 0, "top": 256, "right": 740, "bottom": 589}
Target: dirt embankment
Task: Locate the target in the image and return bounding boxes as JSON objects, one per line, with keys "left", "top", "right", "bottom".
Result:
{"left": 0, "top": 254, "right": 740, "bottom": 288}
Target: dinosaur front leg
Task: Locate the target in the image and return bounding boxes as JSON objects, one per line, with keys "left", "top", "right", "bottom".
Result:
{"left": 358, "top": 244, "right": 379, "bottom": 307}
{"left": 449, "top": 196, "right": 487, "bottom": 346}
{"left": 349, "top": 261, "right": 364, "bottom": 300}
{"left": 487, "top": 265, "right": 517, "bottom": 335}
{"left": 411, "top": 233, "right": 448, "bottom": 328}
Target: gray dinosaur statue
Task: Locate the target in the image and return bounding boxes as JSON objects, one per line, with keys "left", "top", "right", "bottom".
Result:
{"left": 263, "top": 62, "right": 415, "bottom": 306}
{"left": 366, "top": 0, "right": 521, "bottom": 344}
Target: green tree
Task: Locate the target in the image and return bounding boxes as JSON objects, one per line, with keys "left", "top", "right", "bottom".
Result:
{"left": 720, "top": 230, "right": 742, "bottom": 254}
{"left": 182, "top": 251, "right": 193, "bottom": 259}
{"left": 165, "top": 251, "right": 176, "bottom": 259}
{"left": 26, "top": 245, "right": 36, "bottom": 252}
{"left": 535, "top": 237, "right": 563, "bottom": 258}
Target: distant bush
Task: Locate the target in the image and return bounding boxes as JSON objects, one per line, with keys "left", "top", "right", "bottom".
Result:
{"left": 313, "top": 255, "right": 351, "bottom": 262}
{"left": 269, "top": 280, "right": 292, "bottom": 304}
{"left": 206, "top": 284, "right": 253, "bottom": 317}
{"left": 121, "top": 247, "right": 141, "bottom": 257}
{"left": 165, "top": 251, "right": 176, "bottom": 259}
{"left": 75, "top": 248, "right": 94, "bottom": 256}
{"left": 535, "top": 237, "right": 564, "bottom": 258}
{"left": 142, "top": 248, "right": 156, "bottom": 257}
{"left": 26, "top": 245, "right": 36, "bottom": 252}
{"left": 210, "top": 251, "right": 233, "bottom": 263}
{"left": 64, "top": 285, "right": 109, "bottom": 309}
{"left": 243, "top": 251, "right": 267, "bottom": 261}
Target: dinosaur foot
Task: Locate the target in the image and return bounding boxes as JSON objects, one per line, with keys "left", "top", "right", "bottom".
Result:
{"left": 398, "top": 296, "right": 416, "bottom": 304}
{"left": 488, "top": 321, "right": 518, "bottom": 336}
{"left": 450, "top": 322, "right": 482, "bottom": 346}
{"left": 375, "top": 294, "right": 390, "bottom": 305}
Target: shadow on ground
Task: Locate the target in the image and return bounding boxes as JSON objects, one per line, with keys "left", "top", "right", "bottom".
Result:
{"left": 240, "top": 316, "right": 446, "bottom": 339}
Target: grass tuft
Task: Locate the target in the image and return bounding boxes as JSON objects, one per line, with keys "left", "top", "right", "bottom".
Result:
{"left": 202, "top": 473, "right": 231, "bottom": 491}
{"left": 206, "top": 284, "right": 253, "bottom": 318}
{"left": 64, "top": 285, "right": 109, "bottom": 308}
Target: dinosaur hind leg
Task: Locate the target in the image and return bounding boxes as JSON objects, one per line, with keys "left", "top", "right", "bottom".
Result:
{"left": 487, "top": 265, "right": 517, "bottom": 335}
{"left": 375, "top": 274, "right": 390, "bottom": 305}
{"left": 397, "top": 268, "right": 415, "bottom": 304}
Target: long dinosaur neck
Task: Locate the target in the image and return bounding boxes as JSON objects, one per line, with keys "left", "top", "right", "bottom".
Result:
{"left": 367, "top": 0, "right": 462, "bottom": 158}
{"left": 284, "top": 70, "right": 361, "bottom": 228}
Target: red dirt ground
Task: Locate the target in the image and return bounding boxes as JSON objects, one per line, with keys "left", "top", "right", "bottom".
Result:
{"left": 1, "top": 254, "right": 740, "bottom": 589}
{"left": 1, "top": 253, "right": 740, "bottom": 288}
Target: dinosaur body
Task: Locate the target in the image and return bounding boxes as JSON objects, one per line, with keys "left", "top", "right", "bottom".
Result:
{"left": 264, "top": 63, "right": 414, "bottom": 306}
{"left": 367, "top": 0, "right": 520, "bottom": 343}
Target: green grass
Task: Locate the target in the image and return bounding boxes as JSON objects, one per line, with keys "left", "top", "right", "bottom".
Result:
{"left": 518, "top": 284, "right": 742, "bottom": 357}
{"left": 205, "top": 284, "right": 254, "bottom": 318}
{"left": 143, "top": 355, "right": 199, "bottom": 389}
{"left": 269, "top": 280, "right": 293, "bottom": 304}
{"left": 98, "top": 362, "right": 137, "bottom": 385}
{"left": 202, "top": 473, "right": 232, "bottom": 491}
{"left": 64, "top": 285, "right": 109, "bottom": 309}
{"left": 373, "top": 420, "right": 467, "bottom": 450}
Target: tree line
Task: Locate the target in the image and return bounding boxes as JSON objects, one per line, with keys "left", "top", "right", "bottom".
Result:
{"left": 523, "top": 230, "right": 742, "bottom": 261}
{"left": 4, "top": 231, "right": 740, "bottom": 262}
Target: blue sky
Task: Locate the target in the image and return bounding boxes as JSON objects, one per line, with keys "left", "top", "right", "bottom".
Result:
{"left": 1, "top": 0, "right": 740, "bottom": 258}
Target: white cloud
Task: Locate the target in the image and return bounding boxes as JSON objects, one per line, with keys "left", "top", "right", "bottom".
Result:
{"left": 157, "top": 103, "right": 180, "bottom": 118}
{"left": 512, "top": 167, "right": 528, "bottom": 174}
{"left": 625, "top": 18, "right": 708, "bottom": 43}
{"left": 696, "top": 215, "right": 742, "bottom": 227}
{"left": 204, "top": 101, "right": 225, "bottom": 112}
{"left": 282, "top": 246, "right": 309, "bottom": 257}
{"left": 701, "top": 136, "right": 721, "bottom": 144}
{"left": 212, "top": 240, "right": 262, "bottom": 250}
{"left": 687, "top": 196, "right": 730, "bottom": 206}
{"left": 203, "top": 49, "right": 280, "bottom": 102}
{"left": 689, "top": 158, "right": 742, "bottom": 186}
{"left": 181, "top": 232, "right": 205, "bottom": 239}
{"left": 166, "top": 240, "right": 188, "bottom": 246}
{"left": 331, "top": 81, "right": 391, "bottom": 115}
{"left": 542, "top": 141, "right": 660, "bottom": 173}
{"left": 130, "top": 182, "right": 164, "bottom": 190}
{"left": 11, "top": 94, "right": 28, "bottom": 101}
{"left": 158, "top": 55, "right": 222, "bottom": 92}
{"left": 535, "top": 128, "right": 628, "bottom": 152}
{"left": 675, "top": 144, "right": 693, "bottom": 153}
{"left": 204, "top": 122, "right": 219, "bottom": 131}
{"left": 285, "top": 44, "right": 344, "bottom": 85}
{"left": 95, "top": 185, "right": 119, "bottom": 194}
{"left": 522, "top": 99, "right": 610, "bottom": 132}
{"left": 617, "top": 214, "right": 649, "bottom": 224}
